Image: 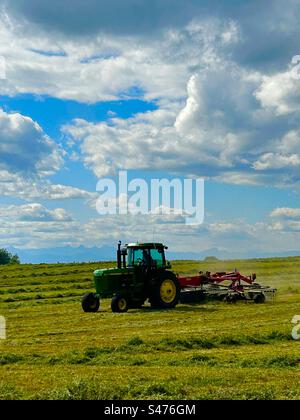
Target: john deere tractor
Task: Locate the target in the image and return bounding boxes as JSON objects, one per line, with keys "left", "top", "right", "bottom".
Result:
{"left": 82, "top": 242, "right": 180, "bottom": 313}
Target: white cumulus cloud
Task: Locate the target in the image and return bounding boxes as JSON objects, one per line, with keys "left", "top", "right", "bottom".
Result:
{"left": 0, "top": 108, "right": 62, "bottom": 175}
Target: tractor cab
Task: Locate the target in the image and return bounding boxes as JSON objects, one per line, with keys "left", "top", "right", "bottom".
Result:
{"left": 125, "top": 243, "right": 169, "bottom": 269}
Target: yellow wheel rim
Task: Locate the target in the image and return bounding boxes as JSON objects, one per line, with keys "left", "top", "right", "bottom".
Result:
{"left": 160, "top": 279, "right": 177, "bottom": 303}
{"left": 118, "top": 298, "right": 127, "bottom": 311}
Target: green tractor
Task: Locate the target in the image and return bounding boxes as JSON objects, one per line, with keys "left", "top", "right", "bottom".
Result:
{"left": 82, "top": 242, "right": 180, "bottom": 313}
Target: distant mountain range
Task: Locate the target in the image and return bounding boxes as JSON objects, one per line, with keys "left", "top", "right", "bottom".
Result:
{"left": 5, "top": 245, "right": 300, "bottom": 264}
{"left": 7, "top": 245, "right": 117, "bottom": 264}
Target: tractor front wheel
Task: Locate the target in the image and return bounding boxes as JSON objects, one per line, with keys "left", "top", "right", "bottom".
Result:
{"left": 151, "top": 275, "right": 180, "bottom": 309}
{"left": 111, "top": 295, "right": 129, "bottom": 313}
{"left": 82, "top": 293, "right": 100, "bottom": 313}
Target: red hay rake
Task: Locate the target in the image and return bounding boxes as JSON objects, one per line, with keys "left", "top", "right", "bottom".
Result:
{"left": 178, "top": 270, "right": 276, "bottom": 304}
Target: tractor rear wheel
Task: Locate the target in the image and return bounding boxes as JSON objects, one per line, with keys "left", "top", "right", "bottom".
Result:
{"left": 82, "top": 293, "right": 100, "bottom": 313}
{"left": 111, "top": 295, "right": 129, "bottom": 313}
{"left": 150, "top": 275, "right": 180, "bottom": 309}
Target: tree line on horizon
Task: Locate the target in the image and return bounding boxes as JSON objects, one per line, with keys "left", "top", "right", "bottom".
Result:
{"left": 0, "top": 248, "right": 20, "bottom": 265}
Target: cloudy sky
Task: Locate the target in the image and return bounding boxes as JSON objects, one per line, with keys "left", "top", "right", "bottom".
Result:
{"left": 1, "top": 0, "right": 300, "bottom": 258}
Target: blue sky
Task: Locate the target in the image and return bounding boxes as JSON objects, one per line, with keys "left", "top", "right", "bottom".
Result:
{"left": 0, "top": 0, "right": 300, "bottom": 259}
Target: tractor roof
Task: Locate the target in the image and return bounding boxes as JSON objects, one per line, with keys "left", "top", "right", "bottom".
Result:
{"left": 126, "top": 242, "right": 167, "bottom": 249}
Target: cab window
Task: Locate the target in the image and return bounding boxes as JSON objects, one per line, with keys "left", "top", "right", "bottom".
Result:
{"left": 150, "top": 248, "right": 164, "bottom": 268}
{"left": 127, "top": 248, "right": 146, "bottom": 266}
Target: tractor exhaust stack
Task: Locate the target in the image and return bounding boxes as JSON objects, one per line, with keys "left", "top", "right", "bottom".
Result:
{"left": 117, "top": 241, "right": 122, "bottom": 269}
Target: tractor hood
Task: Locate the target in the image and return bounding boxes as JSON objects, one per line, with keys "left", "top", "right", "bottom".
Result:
{"left": 94, "top": 267, "right": 128, "bottom": 277}
{"left": 93, "top": 266, "right": 135, "bottom": 298}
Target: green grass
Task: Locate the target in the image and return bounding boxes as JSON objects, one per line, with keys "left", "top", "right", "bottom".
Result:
{"left": 0, "top": 257, "right": 300, "bottom": 400}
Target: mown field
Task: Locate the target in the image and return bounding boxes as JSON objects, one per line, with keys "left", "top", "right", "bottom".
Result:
{"left": 0, "top": 257, "right": 299, "bottom": 400}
